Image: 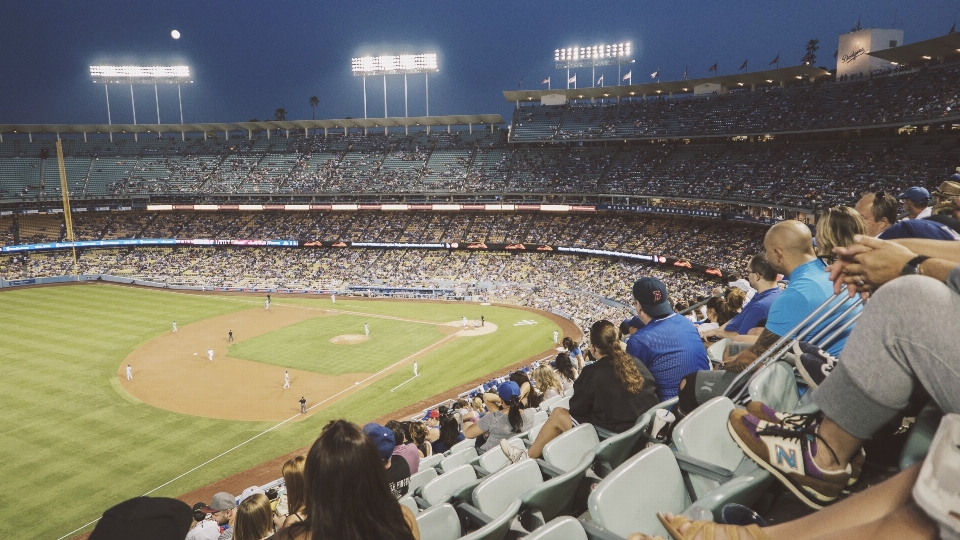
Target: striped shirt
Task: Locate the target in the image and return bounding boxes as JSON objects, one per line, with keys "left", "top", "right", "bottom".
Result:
{"left": 626, "top": 313, "right": 710, "bottom": 401}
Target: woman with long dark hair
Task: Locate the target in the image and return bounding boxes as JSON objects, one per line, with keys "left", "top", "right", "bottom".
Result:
{"left": 465, "top": 380, "right": 536, "bottom": 453}
{"left": 562, "top": 336, "right": 586, "bottom": 370}
{"left": 501, "top": 320, "right": 659, "bottom": 463}
{"left": 273, "top": 420, "right": 420, "bottom": 540}
{"left": 554, "top": 352, "right": 579, "bottom": 391}
{"left": 430, "top": 410, "right": 465, "bottom": 454}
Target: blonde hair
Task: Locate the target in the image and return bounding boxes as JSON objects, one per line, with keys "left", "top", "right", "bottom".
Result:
{"left": 815, "top": 206, "right": 866, "bottom": 258}
{"left": 532, "top": 365, "right": 563, "bottom": 397}
{"left": 282, "top": 455, "right": 306, "bottom": 516}
{"left": 233, "top": 493, "right": 273, "bottom": 540}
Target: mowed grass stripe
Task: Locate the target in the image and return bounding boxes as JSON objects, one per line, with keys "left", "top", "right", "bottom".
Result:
{"left": 0, "top": 285, "right": 560, "bottom": 539}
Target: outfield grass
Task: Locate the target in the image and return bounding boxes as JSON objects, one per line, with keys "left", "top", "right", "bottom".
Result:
{"left": 0, "top": 285, "right": 558, "bottom": 539}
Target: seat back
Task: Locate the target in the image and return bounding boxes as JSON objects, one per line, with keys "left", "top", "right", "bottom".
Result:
{"left": 588, "top": 444, "right": 688, "bottom": 538}
{"left": 448, "top": 437, "right": 477, "bottom": 456}
{"left": 441, "top": 447, "right": 479, "bottom": 473}
{"left": 408, "top": 467, "right": 439, "bottom": 496}
{"left": 672, "top": 396, "right": 743, "bottom": 497}
{"left": 420, "top": 464, "right": 478, "bottom": 506}
{"left": 522, "top": 516, "right": 587, "bottom": 540}
{"left": 472, "top": 459, "right": 543, "bottom": 518}
{"left": 538, "top": 395, "right": 563, "bottom": 412}
{"left": 460, "top": 499, "right": 523, "bottom": 540}
{"left": 747, "top": 361, "right": 799, "bottom": 412}
{"left": 477, "top": 437, "right": 526, "bottom": 475}
{"left": 522, "top": 451, "right": 595, "bottom": 524}
{"left": 594, "top": 414, "right": 652, "bottom": 471}
{"left": 399, "top": 495, "right": 419, "bottom": 514}
{"left": 415, "top": 503, "right": 461, "bottom": 540}
{"left": 562, "top": 386, "right": 575, "bottom": 397}
{"left": 706, "top": 338, "right": 731, "bottom": 366}
{"left": 548, "top": 396, "right": 571, "bottom": 414}
{"left": 420, "top": 452, "right": 444, "bottom": 470}
{"left": 541, "top": 423, "right": 599, "bottom": 472}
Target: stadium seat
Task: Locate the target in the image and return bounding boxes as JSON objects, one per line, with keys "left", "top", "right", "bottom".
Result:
{"left": 900, "top": 402, "right": 944, "bottom": 470}
{"left": 521, "top": 516, "right": 587, "bottom": 540}
{"left": 547, "top": 396, "right": 571, "bottom": 414}
{"left": 562, "top": 387, "right": 575, "bottom": 397}
{"left": 399, "top": 495, "right": 419, "bottom": 514}
{"left": 420, "top": 453, "right": 444, "bottom": 470}
{"left": 441, "top": 447, "right": 479, "bottom": 473}
{"left": 706, "top": 338, "right": 731, "bottom": 367}
{"left": 594, "top": 413, "right": 656, "bottom": 475}
{"left": 538, "top": 395, "right": 563, "bottom": 412}
{"left": 671, "top": 396, "right": 773, "bottom": 512}
{"left": 409, "top": 467, "right": 439, "bottom": 496}
{"left": 459, "top": 499, "right": 523, "bottom": 540}
{"left": 476, "top": 437, "right": 526, "bottom": 475}
{"left": 746, "top": 361, "right": 800, "bottom": 412}
{"left": 447, "top": 438, "right": 476, "bottom": 456}
{"left": 416, "top": 503, "right": 461, "bottom": 540}
{"left": 541, "top": 423, "right": 598, "bottom": 472}
{"left": 418, "top": 464, "right": 481, "bottom": 508}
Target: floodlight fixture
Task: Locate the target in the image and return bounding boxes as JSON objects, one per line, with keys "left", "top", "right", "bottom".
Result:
{"left": 90, "top": 65, "right": 192, "bottom": 84}
{"left": 351, "top": 54, "right": 438, "bottom": 76}
{"left": 554, "top": 42, "right": 632, "bottom": 69}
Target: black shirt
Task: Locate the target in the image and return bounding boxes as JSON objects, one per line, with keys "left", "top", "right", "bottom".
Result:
{"left": 568, "top": 353, "right": 660, "bottom": 433}
{"left": 385, "top": 455, "right": 410, "bottom": 497}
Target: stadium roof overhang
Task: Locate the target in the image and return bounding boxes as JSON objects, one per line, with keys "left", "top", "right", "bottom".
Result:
{"left": 502, "top": 65, "right": 831, "bottom": 103}
{"left": 0, "top": 115, "right": 505, "bottom": 136}
{"left": 866, "top": 32, "right": 960, "bottom": 66}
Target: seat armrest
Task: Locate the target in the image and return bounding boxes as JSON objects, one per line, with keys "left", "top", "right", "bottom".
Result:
{"left": 535, "top": 458, "right": 566, "bottom": 478}
{"left": 450, "top": 478, "right": 484, "bottom": 504}
{"left": 673, "top": 451, "right": 735, "bottom": 483}
{"left": 594, "top": 427, "right": 617, "bottom": 440}
{"left": 457, "top": 502, "right": 493, "bottom": 527}
{"left": 580, "top": 518, "right": 628, "bottom": 540}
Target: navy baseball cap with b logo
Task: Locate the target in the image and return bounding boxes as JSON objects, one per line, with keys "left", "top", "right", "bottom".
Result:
{"left": 632, "top": 277, "right": 673, "bottom": 317}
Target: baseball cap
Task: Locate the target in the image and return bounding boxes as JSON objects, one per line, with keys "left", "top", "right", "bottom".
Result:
{"left": 632, "top": 277, "right": 673, "bottom": 317}
{"left": 728, "top": 278, "right": 752, "bottom": 294}
{"left": 209, "top": 492, "right": 236, "bottom": 512}
{"left": 899, "top": 186, "right": 930, "bottom": 203}
{"left": 497, "top": 381, "right": 521, "bottom": 403}
{"left": 89, "top": 496, "right": 193, "bottom": 540}
{"left": 623, "top": 315, "right": 645, "bottom": 330}
{"left": 192, "top": 502, "right": 209, "bottom": 522}
{"left": 238, "top": 486, "right": 265, "bottom": 504}
{"left": 363, "top": 422, "right": 396, "bottom": 461}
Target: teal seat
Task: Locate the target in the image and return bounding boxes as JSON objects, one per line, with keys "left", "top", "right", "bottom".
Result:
{"left": 594, "top": 413, "right": 655, "bottom": 474}
{"left": 399, "top": 495, "right": 419, "bottom": 514}
{"left": 448, "top": 437, "right": 478, "bottom": 456}
{"left": 548, "top": 396, "right": 571, "bottom": 414}
{"left": 747, "top": 361, "right": 799, "bottom": 412}
{"left": 541, "top": 423, "right": 598, "bottom": 472}
{"left": 538, "top": 395, "right": 563, "bottom": 412}
{"left": 460, "top": 499, "right": 523, "bottom": 540}
{"left": 522, "top": 516, "right": 587, "bottom": 540}
{"left": 419, "top": 464, "right": 480, "bottom": 507}
{"left": 420, "top": 452, "right": 444, "bottom": 470}
{"left": 441, "top": 447, "right": 479, "bottom": 473}
{"left": 900, "top": 403, "right": 944, "bottom": 470}
{"left": 477, "top": 437, "right": 525, "bottom": 475}
{"left": 415, "top": 503, "right": 461, "bottom": 540}
{"left": 409, "top": 467, "right": 439, "bottom": 496}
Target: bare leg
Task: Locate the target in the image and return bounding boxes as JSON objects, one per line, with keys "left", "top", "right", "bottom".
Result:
{"left": 527, "top": 408, "right": 573, "bottom": 459}
{"left": 812, "top": 416, "right": 864, "bottom": 471}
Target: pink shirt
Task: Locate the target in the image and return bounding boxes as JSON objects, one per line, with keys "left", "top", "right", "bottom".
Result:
{"left": 393, "top": 443, "right": 420, "bottom": 474}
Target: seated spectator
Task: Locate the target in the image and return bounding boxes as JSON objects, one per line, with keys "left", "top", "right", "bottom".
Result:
{"left": 89, "top": 496, "right": 192, "bottom": 540}
{"left": 702, "top": 253, "right": 781, "bottom": 340}
{"left": 562, "top": 336, "right": 586, "bottom": 369}
{"left": 626, "top": 277, "right": 710, "bottom": 401}
{"left": 465, "top": 381, "right": 536, "bottom": 454}
{"left": 273, "top": 420, "right": 419, "bottom": 540}
{"left": 899, "top": 186, "right": 932, "bottom": 220}
{"left": 554, "top": 352, "right": 579, "bottom": 390}
{"left": 430, "top": 410, "right": 465, "bottom": 454}
{"left": 278, "top": 456, "right": 306, "bottom": 529}
{"left": 502, "top": 320, "right": 659, "bottom": 464}
{"left": 695, "top": 296, "right": 727, "bottom": 335}
{"left": 629, "top": 236, "right": 960, "bottom": 540}
{"left": 677, "top": 221, "right": 862, "bottom": 416}
{"left": 363, "top": 422, "right": 410, "bottom": 498}
{"left": 929, "top": 179, "right": 960, "bottom": 232}
{"left": 532, "top": 364, "right": 564, "bottom": 400}
{"left": 187, "top": 499, "right": 223, "bottom": 540}
{"left": 814, "top": 206, "right": 866, "bottom": 260}
{"left": 856, "top": 191, "right": 960, "bottom": 241}
{"left": 233, "top": 493, "right": 273, "bottom": 540}
{"left": 423, "top": 410, "right": 440, "bottom": 443}
{"left": 386, "top": 420, "right": 419, "bottom": 474}
{"left": 407, "top": 421, "right": 431, "bottom": 458}
{"left": 456, "top": 398, "right": 480, "bottom": 424}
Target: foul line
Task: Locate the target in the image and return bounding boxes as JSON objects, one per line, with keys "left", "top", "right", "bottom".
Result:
{"left": 57, "top": 332, "right": 458, "bottom": 540}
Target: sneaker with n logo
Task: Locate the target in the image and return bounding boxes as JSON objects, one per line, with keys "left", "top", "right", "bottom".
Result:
{"left": 792, "top": 341, "right": 838, "bottom": 389}
{"left": 728, "top": 409, "right": 850, "bottom": 509}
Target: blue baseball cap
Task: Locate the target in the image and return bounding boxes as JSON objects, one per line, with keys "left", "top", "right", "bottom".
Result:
{"left": 899, "top": 186, "right": 930, "bottom": 203}
{"left": 497, "top": 381, "right": 521, "bottom": 402}
{"left": 362, "top": 422, "right": 395, "bottom": 461}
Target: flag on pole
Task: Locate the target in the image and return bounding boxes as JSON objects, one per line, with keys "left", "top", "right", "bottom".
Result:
{"left": 708, "top": 62, "right": 718, "bottom": 72}
{"left": 769, "top": 54, "right": 779, "bottom": 66}
{"left": 597, "top": 74, "right": 604, "bottom": 86}
{"left": 684, "top": 66, "right": 688, "bottom": 80}
{"left": 739, "top": 59, "right": 748, "bottom": 71}
{"left": 650, "top": 70, "right": 659, "bottom": 79}
{"left": 568, "top": 74, "right": 577, "bottom": 85}
{"left": 518, "top": 77, "right": 523, "bottom": 88}
{"left": 622, "top": 70, "right": 632, "bottom": 82}
{"left": 951, "top": 22, "right": 956, "bottom": 34}
{"left": 541, "top": 77, "right": 550, "bottom": 85}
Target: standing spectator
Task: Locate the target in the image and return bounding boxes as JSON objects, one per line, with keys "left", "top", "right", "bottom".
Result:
{"left": 273, "top": 420, "right": 419, "bottom": 540}
{"left": 626, "top": 277, "right": 709, "bottom": 401}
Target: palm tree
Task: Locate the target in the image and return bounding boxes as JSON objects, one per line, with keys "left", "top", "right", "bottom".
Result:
{"left": 309, "top": 96, "right": 319, "bottom": 120}
{"left": 274, "top": 108, "right": 287, "bottom": 121}
{"left": 801, "top": 39, "right": 819, "bottom": 65}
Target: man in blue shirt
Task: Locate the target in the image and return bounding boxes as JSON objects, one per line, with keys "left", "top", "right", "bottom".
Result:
{"left": 702, "top": 253, "right": 781, "bottom": 340}
{"left": 626, "top": 277, "right": 709, "bottom": 401}
{"left": 676, "top": 220, "right": 861, "bottom": 415}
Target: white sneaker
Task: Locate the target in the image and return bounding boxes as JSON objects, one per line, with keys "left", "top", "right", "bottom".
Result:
{"left": 499, "top": 439, "right": 528, "bottom": 464}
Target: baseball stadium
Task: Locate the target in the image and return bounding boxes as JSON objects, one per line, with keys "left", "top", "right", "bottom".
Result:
{"left": 3, "top": 8, "right": 960, "bottom": 540}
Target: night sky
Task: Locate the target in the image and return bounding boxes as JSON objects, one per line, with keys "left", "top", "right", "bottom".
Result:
{"left": 1, "top": 1, "right": 954, "bottom": 126}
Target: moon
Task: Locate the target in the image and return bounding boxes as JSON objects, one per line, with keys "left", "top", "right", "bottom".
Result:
{"left": 171, "top": 29, "right": 181, "bottom": 40}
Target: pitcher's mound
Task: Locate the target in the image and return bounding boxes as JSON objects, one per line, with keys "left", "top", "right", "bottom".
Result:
{"left": 331, "top": 334, "right": 369, "bottom": 345}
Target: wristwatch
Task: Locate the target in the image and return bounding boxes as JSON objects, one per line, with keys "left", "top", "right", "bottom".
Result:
{"left": 901, "top": 255, "right": 930, "bottom": 276}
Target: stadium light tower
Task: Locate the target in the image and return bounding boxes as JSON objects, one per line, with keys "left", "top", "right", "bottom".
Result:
{"left": 554, "top": 42, "right": 634, "bottom": 88}
{"left": 351, "top": 54, "right": 439, "bottom": 126}
{"left": 90, "top": 65, "right": 193, "bottom": 140}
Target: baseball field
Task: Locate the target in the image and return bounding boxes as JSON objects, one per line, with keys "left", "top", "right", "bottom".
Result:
{"left": 0, "top": 283, "right": 564, "bottom": 539}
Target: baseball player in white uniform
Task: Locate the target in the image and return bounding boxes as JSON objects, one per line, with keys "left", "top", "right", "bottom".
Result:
{"left": 331, "top": 293, "right": 336, "bottom": 304}
{"left": 264, "top": 299, "right": 270, "bottom": 311}
{"left": 126, "top": 365, "right": 133, "bottom": 380}
{"left": 553, "top": 330, "right": 559, "bottom": 343}
{"left": 172, "top": 321, "right": 177, "bottom": 333}
{"left": 364, "top": 323, "right": 369, "bottom": 336}
{"left": 208, "top": 348, "right": 214, "bottom": 362}
{"left": 462, "top": 316, "right": 467, "bottom": 328}
{"left": 283, "top": 370, "right": 290, "bottom": 389}
{"left": 413, "top": 361, "right": 418, "bottom": 377}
